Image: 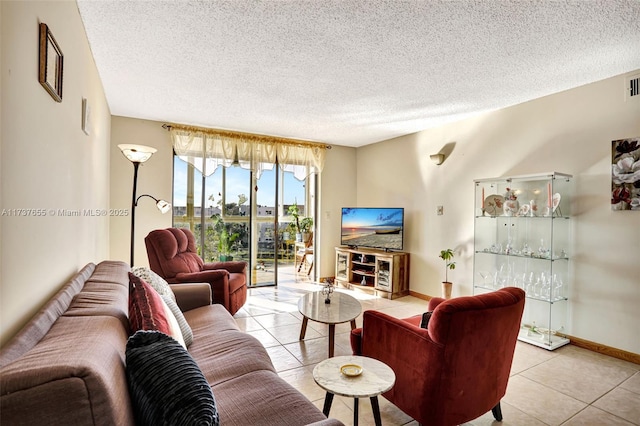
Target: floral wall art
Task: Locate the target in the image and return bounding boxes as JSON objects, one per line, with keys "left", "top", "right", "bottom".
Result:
{"left": 611, "top": 138, "right": 640, "bottom": 211}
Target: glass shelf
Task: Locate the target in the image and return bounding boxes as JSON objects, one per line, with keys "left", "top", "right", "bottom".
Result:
{"left": 475, "top": 251, "right": 570, "bottom": 261}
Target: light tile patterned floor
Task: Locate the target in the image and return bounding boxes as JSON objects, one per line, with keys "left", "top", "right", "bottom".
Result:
{"left": 235, "top": 278, "right": 640, "bottom": 426}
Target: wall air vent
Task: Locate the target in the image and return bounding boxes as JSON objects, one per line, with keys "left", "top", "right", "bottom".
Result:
{"left": 626, "top": 74, "right": 639, "bottom": 100}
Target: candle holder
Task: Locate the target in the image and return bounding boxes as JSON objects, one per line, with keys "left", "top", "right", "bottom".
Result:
{"left": 321, "top": 278, "right": 335, "bottom": 303}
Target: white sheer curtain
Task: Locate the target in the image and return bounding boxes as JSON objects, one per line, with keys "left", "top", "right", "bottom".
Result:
{"left": 169, "top": 125, "right": 328, "bottom": 180}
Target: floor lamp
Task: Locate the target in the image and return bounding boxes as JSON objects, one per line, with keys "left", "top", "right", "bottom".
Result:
{"left": 118, "top": 144, "right": 171, "bottom": 266}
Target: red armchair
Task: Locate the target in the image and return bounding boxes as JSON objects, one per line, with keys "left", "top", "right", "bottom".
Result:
{"left": 351, "top": 287, "right": 525, "bottom": 426}
{"left": 145, "top": 228, "right": 247, "bottom": 315}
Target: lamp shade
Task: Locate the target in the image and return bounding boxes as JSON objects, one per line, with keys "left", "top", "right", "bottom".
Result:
{"left": 156, "top": 199, "right": 172, "bottom": 214}
{"left": 118, "top": 144, "right": 157, "bottom": 163}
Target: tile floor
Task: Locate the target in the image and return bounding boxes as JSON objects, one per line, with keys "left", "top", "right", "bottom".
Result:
{"left": 234, "top": 278, "right": 640, "bottom": 426}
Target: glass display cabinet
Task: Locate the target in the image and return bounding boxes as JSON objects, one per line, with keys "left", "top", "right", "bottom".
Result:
{"left": 473, "top": 172, "right": 573, "bottom": 350}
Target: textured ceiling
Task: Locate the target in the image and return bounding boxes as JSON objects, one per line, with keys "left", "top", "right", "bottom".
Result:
{"left": 77, "top": 1, "right": 640, "bottom": 147}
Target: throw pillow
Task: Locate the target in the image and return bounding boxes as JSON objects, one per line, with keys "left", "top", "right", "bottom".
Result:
{"left": 131, "top": 266, "right": 176, "bottom": 302}
{"left": 160, "top": 295, "right": 186, "bottom": 349}
{"left": 420, "top": 311, "right": 433, "bottom": 329}
{"left": 128, "top": 272, "right": 171, "bottom": 335}
{"left": 161, "top": 294, "right": 194, "bottom": 347}
{"left": 126, "top": 330, "right": 219, "bottom": 426}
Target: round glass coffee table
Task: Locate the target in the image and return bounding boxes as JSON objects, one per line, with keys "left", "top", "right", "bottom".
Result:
{"left": 313, "top": 355, "right": 396, "bottom": 426}
{"left": 298, "top": 291, "right": 361, "bottom": 358}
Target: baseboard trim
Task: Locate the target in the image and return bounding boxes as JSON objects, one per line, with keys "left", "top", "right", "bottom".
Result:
{"left": 558, "top": 333, "right": 640, "bottom": 365}
{"left": 408, "top": 290, "right": 639, "bottom": 365}
{"left": 409, "top": 290, "right": 433, "bottom": 301}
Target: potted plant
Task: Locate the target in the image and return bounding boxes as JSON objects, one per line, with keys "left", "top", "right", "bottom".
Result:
{"left": 287, "top": 203, "right": 313, "bottom": 242}
{"left": 218, "top": 227, "right": 239, "bottom": 261}
{"left": 213, "top": 215, "right": 239, "bottom": 261}
{"left": 439, "top": 248, "right": 456, "bottom": 299}
{"left": 299, "top": 217, "right": 314, "bottom": 242}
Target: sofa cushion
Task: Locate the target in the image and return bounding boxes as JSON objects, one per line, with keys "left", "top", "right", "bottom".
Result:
{"left": 213, "top": 370, "right": 329, "bottom": 425}
{"left": 128, "top": 273, "right": 171, "bottom": 335}
{"left": 131, "top": 266, "right": 176, "bottom": 301}
{"left": 125, "top": 330, "right": 219, "bottom": 426}
{"left": 0, "top": 263, "right": 97, "bottom": 367}
{"left": 161, "top": 294, "right": 193, "bottom": 347}
{"left": 185, "top": 304, "right": 276, "bottom": 385}
{"left": 1, "top": 315, "right": 135, "bottom": 426}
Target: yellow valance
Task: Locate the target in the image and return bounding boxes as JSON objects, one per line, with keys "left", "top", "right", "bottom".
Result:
{"left": 166, "top": 123, "right": 329, "bottom": 180}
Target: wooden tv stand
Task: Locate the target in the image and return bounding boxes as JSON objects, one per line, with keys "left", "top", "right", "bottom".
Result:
{"left": 334, "top": 247, "right": 410, "bottom": 299}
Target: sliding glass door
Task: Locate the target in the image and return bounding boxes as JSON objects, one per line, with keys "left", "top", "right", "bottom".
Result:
{"left": 173, "top": 156, "right": 315, "bottom": 287}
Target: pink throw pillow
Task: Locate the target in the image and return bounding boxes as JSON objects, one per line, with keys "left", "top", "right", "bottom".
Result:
{"left": 128, "top": 272, "right": 171, "bottom": 335}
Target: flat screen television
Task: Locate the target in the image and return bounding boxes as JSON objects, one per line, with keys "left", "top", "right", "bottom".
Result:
{"left": 340, "top": 207, "right": 404, "bottom": 251}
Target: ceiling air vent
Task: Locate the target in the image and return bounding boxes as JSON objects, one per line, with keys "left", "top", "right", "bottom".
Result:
{"left": 626, "top": 74, "right": 639, "bottom": 100}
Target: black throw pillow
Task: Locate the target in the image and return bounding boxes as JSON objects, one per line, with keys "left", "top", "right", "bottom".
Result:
{"left": 420, "top": 311, "right": 433, "bottom": 329}
{"left": 125, "top": 330, "right": 219, "bottom": 426}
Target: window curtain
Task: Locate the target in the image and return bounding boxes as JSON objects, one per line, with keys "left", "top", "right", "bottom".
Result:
{"left": 168, "top": 124, "right": 328, "bottom": 180}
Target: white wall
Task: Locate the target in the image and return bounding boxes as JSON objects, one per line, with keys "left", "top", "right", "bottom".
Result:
{"left": 317, "top": 145, "right": 357, "bottom": 279}
{"left": 109, "top": 116, "right": 174, "bottom": 266}
{"left": 356, "top": 71, "right": 640, "bottom": 354}
{"left": 1, "top": 1, "right": 111, "bottom": 345}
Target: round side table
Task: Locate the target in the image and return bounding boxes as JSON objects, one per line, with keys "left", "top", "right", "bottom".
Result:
{"left": 313, "top": 355, "right": 395, "bottom": 426}
{"left": 298, "top": 291, "right": 361, "bottom": 358}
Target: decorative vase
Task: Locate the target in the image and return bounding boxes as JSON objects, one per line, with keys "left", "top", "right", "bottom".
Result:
{"left": 504, "top": 199, "right": 519, "bottom": 216}
{"left": 321, "top": 280, "right": 334, "bottom": 303}
{"left": 442, "top": 282, "right": 452, "bottom": 299}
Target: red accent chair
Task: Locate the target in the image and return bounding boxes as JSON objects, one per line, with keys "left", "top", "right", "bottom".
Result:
{"left": 145, "top": 228, "right": 247, "bottom": 315}
{"left": 350, "top": 287, "right": 525, "bottom": 426}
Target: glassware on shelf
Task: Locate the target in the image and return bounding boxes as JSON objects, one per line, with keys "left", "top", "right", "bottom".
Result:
{"left": 539, "top": 272, "right": 551, "bottom": 301}
{"left": 495, "top": 263, "right": 512, "bottom": 289}
{"left": 552, "top": 274, "right": 565, "bottom": 300}
{"left": 538, "top": 239, "right": 550, "bottom": 258}
{"left": 504, "top": 238, "right": 514, "bottom": 255}
{"left": 523, "top": 272, "right": 534, "bottom": 293}
{"left": 478, "top": 271, "right": 492, "bottom": 288}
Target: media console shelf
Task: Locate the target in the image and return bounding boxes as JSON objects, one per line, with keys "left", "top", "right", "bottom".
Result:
{"left": 335, "top": 247, "right": 410, "bottom": 299}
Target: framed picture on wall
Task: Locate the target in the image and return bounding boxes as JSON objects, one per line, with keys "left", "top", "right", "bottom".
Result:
{"left": 38, "top": 23, "right": 64, "bottom": 102}
{"left": 611, "top": 138, "right": 640, "bottom": 210}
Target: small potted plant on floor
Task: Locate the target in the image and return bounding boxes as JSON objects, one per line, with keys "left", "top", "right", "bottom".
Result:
{"left": 439, "top": 248, "right": 456, "bottom": 299}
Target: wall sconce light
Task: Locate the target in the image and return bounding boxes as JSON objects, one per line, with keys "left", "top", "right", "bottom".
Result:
{"left": 118, "top": 144, "right": 171, "bottom": 265}
{"left": 430, "top": 153, "right": 445, "bottom": 165}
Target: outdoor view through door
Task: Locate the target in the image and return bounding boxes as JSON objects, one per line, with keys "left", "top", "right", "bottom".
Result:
{"left": 173, "top": 156, "right": 316, "bottom": 287}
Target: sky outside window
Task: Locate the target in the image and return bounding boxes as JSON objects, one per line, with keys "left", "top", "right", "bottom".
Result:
{"left": 174, "top": 157, "right": 305, "bottom": 208}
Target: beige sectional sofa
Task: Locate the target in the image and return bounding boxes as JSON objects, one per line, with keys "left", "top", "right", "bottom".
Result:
{"left": 0, "top": 260, "right": 343, "bottom": 425}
